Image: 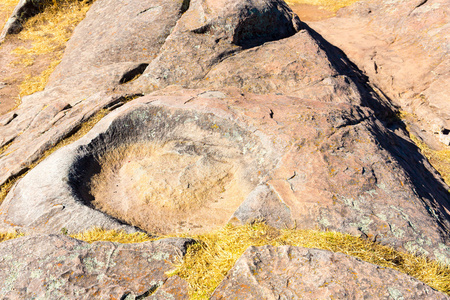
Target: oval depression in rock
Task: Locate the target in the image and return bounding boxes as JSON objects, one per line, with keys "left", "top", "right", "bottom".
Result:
{"left": 70, "top": 104, "right": 274, "bottom": 234}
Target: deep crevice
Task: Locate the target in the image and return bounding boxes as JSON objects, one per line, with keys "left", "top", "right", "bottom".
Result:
{"left": 411, "top": 0, "right": 428, "bottom": 13}
{"left": 180, "top": 0, "right": 190, "bottom": 15}
{"left": 137, "top": 6, "right": 160, "bottom": 16}
{"left": 192, "top": 24, "right": 212, "bottom": 35}
{"left": 0, "top": 137, "right": 15, "bottom": 154}
{"left": 207, "top": 48, "right": 240, "bottom": 67}
{"left": 119, "top": 281, "right": 163, "bottom": 300}
{"left": 103, "top": 94, "right": 144, "bottom": 110}
{"left": 119, "top": 64, "right": 149, "bottom": 84}
{"left": 2, "top": 113, "right": 18, "bottom": 126}
{"left": 136, "top": 283, "right": 161, "bottom": 299}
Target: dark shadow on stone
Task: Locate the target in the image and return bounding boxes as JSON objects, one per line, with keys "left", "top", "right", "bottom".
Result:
{"left": 180, "top": 0, "right": 190, "bottom": 14}
{"left": 302, "top": 22, "right": 397, "bottom": 122}
{"left": 233, "top": 2, "right": 302, "bottom": 49}
{"left": 67, "top": 152, "right": 101, "bottom": 208}
{"left": 4, "top": 0, "right": 42, "bottom": 35}
{"left": 302, "top": 22, "right": 450, "bottom": 234}
{"left": 371, "top": 122, "right": 450, "bottom": 238}
{"left": 119, "top": 64, "right": 149, "bottom": 84}
{"left": 67, "top": 148, "right": 144, "bottom": 231}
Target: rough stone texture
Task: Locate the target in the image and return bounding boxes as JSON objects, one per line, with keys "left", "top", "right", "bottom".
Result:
{"left": 0, "top": 234, "right": 192, "bottom": 299}
{"left": 0, "top": 98, "right": 278, "bottom": 235}
{"left": 124, "top": 0, "right": 302, "bottom": 94}
{"left": 0, "top": 0, "right": 188, "bottom": 187}
{"left": 0, "top": 89, "right": 120, "bottom": 187}
{"left": 0, "top": 0, "right": 301, "bottom": 187}
{"left": 0, "top": 130, "right": 142, "bottom": 235}
{"left": 0, "top": 0, "right": 448, "bottom": 261}
{"left": 47, "top": 0, "right": 185, "bottom": 86}
{"left": 306, "top": 0, "right": 450, "bottom": 145}
{"left": 0, "top": 0, "right": 450, "bottom": 296}
{"left": 147, "top": 275, "right": 189, "bottom": 300}
{"left": 211, "top": 245, "right": 450, "bottom": 299}
{"left": 3, "top": 86, "right": 450, "bottom": 263}
{"left": 230, "top": 184, "right": 292, "bottom": 228}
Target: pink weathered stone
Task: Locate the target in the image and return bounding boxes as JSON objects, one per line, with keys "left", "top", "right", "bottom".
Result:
{"left": 212, "top": 245, "right": 450, "bottom": 299}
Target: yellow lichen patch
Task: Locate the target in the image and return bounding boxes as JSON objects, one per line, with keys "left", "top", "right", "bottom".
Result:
{"left": 285, "top": 0, "right": 360, "bottom": 12}
{"left": 399, "top": 110, "right": 450, "bottom": 187}
{"left": 18, "top": 59, "right": 61, "bottom": 96}
{"left": 169, "top": 223, "right": 281, "bottom": 299}
{"left": 170, "top": 223, "right": 450, "bottom": 299}
{"left": 50, "top": 108, "right": 109, "bottom": 149}
{"left": 11, "top": 0, "right": 94, "bottom": 97}
{"left": 70, "top": 228, "right": 154, "bottom": 244}
{"left": 0, "top": 231, "right": 23, "bottom": 243}
{"left": 409, "top": 134, "right": 450, "bottom": 187}
{"left": 0, "top": 139, "right": 13, "bottom": 156}
{"left": 0, "top": 179, "right": 17, "bottom": 205}
{"left": 0, "top": 0, "right": 19, "bottom": 32}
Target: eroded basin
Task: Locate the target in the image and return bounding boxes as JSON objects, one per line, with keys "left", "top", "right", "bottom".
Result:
{"left": 69, "top": 105, "right": 274, "bottom": 234}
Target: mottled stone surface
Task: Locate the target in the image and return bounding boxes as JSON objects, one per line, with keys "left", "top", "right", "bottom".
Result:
{"left": 3, "top": 86, "right": 450, "bottom": 263}
{"left": 0, "top": 234, "right": 193, "bottom": 299}
{"left": 47, "top": 0, "right": 185, "bottom": 87}
{"left": 0, "top": 0, "right": 189, "bottom": 186}
{"left": 306, "top": 0, "right": 450, "bottom": 145}
{"left": 0, "top": 0, "right": 301, "bottom": 188}
{"left": 0, "top": 98, "right": 278, "bottom": 235}
{"left": 212, "top": 245, "right": 450, "bottom": 299}
{"left": 0, "top": 0, "right": 450, "bottom": 297}
{"left": 125, "top": 0, "right": 301, "bottom": 94}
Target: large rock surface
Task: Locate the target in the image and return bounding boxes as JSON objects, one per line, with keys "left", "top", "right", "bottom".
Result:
{"left": 0, "top": 0, "right": 450, "bottom": 297}
{"left": 2, "top": 86, "right": 450, "bottom": 263}
{"left": 0, "top": 234, "right": 193, "bottom": 299}
{"left": 47, "top": 0, "right": 185, "bottom": 87}
{"left": 305, "top": 0, "right": 450, "bottom": 145}
{"left": 0, "top": 0, "right": 301, "bottom": 187}
{"left": 0, "top": 0, "right": 449, "bottom": 257}
{"left": 212, "top": 245, "right": 450, "bottom": 299}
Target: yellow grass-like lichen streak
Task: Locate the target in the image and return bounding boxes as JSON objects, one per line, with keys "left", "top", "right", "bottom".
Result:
{"left": 285, "top": 0, "right": 360, "bottom": 12}
{"left": 11, "top": 0, "right": 94, "bottom": 97}
{"left": 0, "top": 0, "right": 19, "bottom": 32}
{"left": 0, "top": 231, "right": 23, "bottom": 243}
{"left": 70, "top": 228, "right": 155, "bottom": 244}
{"left": 170, "top": 223, "right": 450, "bottom": 299}
{"left": 409, "top": 134, "right": 450, "bottom": 187}
{"left": 1, "top": 223, "right": 450, "bottom": 298}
